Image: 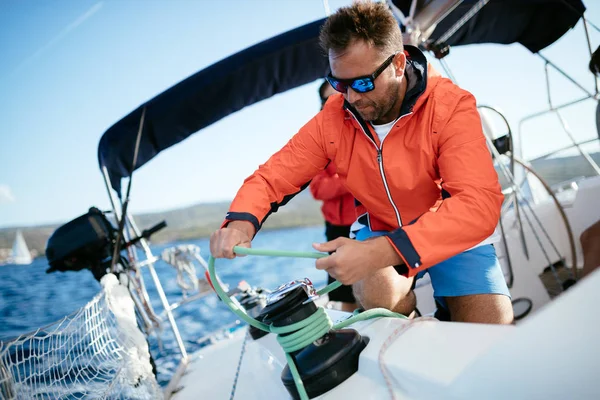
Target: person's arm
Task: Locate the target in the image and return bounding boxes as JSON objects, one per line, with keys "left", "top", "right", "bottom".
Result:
{"left": 221, "top": 114, "right": 330, "bottom": 235}
{"left": 384, "top": 89, "right": 503, "bottom": 277}
{"left": 309, "top": 166, "right": 350, "bottom": 201}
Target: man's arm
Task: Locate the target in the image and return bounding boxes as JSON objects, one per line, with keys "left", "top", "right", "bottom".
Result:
{"left": 384, "top": 89, "right": 504, "bottom": 277}
{"left": 211, "top": 115, "right": 331, "bottom": 257}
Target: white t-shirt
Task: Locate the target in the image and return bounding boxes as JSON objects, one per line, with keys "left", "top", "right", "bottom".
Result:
{"left": 371, "top": 117, "right": 400, "bottom": 144}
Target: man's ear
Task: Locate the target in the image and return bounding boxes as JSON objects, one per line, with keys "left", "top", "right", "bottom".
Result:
{"left": 394, "top": 52, "right": 407, "bottom": 77}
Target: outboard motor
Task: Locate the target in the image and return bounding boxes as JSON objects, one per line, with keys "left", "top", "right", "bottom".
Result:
{"left": 45, "top": 207, "right": 119, "bottom": 280}
{"left": 255, "top": 279, "right": 368, "bottom": 399}
{"left": 45, "top": 207, "right": 166, "bottom": 281}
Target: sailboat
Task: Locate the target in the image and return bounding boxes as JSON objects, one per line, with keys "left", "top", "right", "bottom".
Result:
{"left": 1, "top": 0, "right": 599, "bottom": 399}
{"left": 9, "top": 230, "right": 32, "bottom": 265}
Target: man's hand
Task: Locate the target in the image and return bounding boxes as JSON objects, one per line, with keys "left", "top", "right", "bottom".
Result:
{"left": 209, "top": 221, "right": 255, "bottom": 259}
{"left": 313, "top": 237, "right": 403, "bottom": 285}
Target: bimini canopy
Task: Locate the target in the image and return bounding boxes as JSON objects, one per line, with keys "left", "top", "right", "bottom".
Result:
{"left": 393, "top": 0, "right": 585, "bottom": 53}
{"left": 98, "top": 0, "right": 585, "bottom": 193}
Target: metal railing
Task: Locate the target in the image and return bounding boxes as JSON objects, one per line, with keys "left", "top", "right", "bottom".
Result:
{"left": 517, "top": 14, "right": 600, "bottom": 175}
{"left": 101, "top": 166, "right": 189, "bottom": 362}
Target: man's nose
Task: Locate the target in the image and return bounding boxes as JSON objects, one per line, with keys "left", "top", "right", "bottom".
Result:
{"left": 345, "top": 87, "right": 362, "bottom": 104}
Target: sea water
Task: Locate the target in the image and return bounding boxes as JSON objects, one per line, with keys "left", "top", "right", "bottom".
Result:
{"left": 0, "top": 225, "right": 328, "bottom": 387}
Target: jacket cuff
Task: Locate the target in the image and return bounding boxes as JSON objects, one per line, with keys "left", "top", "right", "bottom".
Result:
{"left": 221, "top": 212, "right": 260, "bottom": 236}
{"left": 383, "top": 228, "right": 422, "bottom": 277}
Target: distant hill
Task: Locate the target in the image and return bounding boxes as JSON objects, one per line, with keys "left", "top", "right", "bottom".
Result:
{"left": 0, "top": 225, "right": 58, "bottom": 260}
{"left": 0, "top": 189, "right": 324, "bottom": 258}
{"left": 132, "top": 189, "right": 324, "bottom": 244}
{"left": 2, "top": 152, "right": 598, "bottom": 258}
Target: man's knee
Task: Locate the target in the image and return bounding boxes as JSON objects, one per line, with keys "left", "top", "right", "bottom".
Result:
{"left": 581, "top": 227, "right": 593, "bottom": 249}
{"left": 352, "top": 270, "right": 416, "bottom": 315}
{"left": 354, "top": 287, "right": 416, "bottom": 315}
{"left": 392, "top": 290, "right": 417, "bottom": 315}
{"left": 580, "top": 220, "right": 600, "bottom": 249}
{"left": 445, "top": 294, "right": 514, "bottom": 324}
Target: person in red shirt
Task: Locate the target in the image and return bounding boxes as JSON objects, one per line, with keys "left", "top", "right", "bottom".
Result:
{"left": 310, "top": 81, "right": 358, "bottom": 312}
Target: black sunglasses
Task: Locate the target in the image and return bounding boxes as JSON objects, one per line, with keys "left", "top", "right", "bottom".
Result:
{"left": 326, "top": 53, "right": 397, "bottom": 94}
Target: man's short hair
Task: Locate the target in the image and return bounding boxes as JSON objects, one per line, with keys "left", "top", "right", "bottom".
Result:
{"left": 319, "top": 1, "right": 403, "bottom": 56}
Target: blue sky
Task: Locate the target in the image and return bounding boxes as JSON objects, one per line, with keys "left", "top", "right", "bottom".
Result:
{"left": 1, "top": 0, "right": 599, "bottom": 228}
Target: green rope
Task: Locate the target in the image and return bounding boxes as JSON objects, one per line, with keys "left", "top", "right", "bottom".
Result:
{"left": 317, "top": 281, "right": 342, "bottom": 296}
{"left": 233, "top": 246, "right": 343, "bottom": 295}
{"left": 232, "top": 246, "right": 326, "bottom": 259}
{"left": 208, "top": 245, "right": 408, "bottom": 400}
{"left": 272, "top": 307, "right": 333, "bottom": 352}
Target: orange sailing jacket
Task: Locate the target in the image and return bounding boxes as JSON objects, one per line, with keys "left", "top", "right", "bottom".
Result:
{"left": 223, "top": 46, "right": 503, "bottom": 277}
{"left": 309, "top": 163, "right": 356, "bottom": 227}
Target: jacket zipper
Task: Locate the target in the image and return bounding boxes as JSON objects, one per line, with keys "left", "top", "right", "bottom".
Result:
{"left": 376, "top": 148, "right": 402, "bottom": 227}
{"left": 346, "top": 107, "right": 412, "bottom": 228}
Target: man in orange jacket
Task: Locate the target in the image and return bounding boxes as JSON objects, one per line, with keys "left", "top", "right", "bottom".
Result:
{"left": 310, "top": 80, "right": 358, "bottom": 312}
{"left": 210, "top": 1, "right": 513, "bottom": 324}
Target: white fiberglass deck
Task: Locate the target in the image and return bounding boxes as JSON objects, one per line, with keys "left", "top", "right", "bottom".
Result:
{"left": 172, "top": 268, "right": 600, "bottom": 399}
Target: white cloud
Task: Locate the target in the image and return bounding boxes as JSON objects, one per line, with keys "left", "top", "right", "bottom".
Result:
{"left": 0, "top": 185, "right": 15, "bottom": 203}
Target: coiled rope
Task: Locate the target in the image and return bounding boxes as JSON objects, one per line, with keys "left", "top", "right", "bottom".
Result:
{"left": 208, "top": 246, "right": 408, "bottom": 400}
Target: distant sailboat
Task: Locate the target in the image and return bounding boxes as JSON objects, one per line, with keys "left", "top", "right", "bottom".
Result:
{"left": 10, "top": 230, "right": 32, "bottom": 265}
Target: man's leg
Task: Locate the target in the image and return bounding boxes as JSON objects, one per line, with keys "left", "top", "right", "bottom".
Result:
{"left": 349, "top": 226, "right": 416, "bottom": 315}
{"left": 581, "top": 220, "right": 600, "bottom": 278}
{"left": 429, "top": 244, "right": 513, "bottom": 325}
{"left": 445, "top": 294, "right": 513, "bottom": 324}
{"left": 353, "top": 266, "right": 416, "bottom": 316}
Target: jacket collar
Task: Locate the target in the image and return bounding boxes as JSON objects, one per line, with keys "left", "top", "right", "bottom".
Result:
{"left": 400, "top": 45, "right": 428, "bottom": 116}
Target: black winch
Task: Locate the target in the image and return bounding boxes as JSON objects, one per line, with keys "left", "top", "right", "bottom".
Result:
{"left": 255, "top": 279, "right": 368, "bottom": 399}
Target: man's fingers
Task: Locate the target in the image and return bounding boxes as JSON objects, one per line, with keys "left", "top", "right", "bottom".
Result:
{"left": 326, "top": 267, "right": 338, "bottom": 281}
{"left": 209, "top": 228, "right": 250, "bottom": 259}
{"left": 210, "top": 231, "right": 226, "bottom": 258}
{"left": 209, "top": 232, "right": 218, "bottom": 257}
{"left": 223, "top": 230, "right": 253, "bottom": 259}
{"left": 315, "top": 253, "right": 337, "bottom": 270}
{"left": 233, "top": 241, "right": 251, "bottom": 257}
{"left": 321, "top": 265, "right": 354, "bottom": 285}
{"left": 222, "top": 236, "right": 236, "bottom": 259}
{"left": 313, "top": 237, "right": 351, "bottom": 253}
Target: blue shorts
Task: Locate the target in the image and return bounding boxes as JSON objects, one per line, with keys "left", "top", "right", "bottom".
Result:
{"left": 355, "top": 227, "right": 511, "bottom": 309}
